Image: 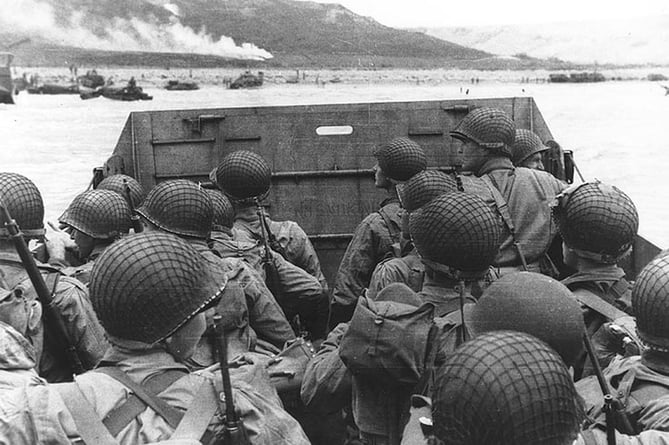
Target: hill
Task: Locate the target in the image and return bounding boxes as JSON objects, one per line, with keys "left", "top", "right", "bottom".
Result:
{"left": 421, "top": 15, "right": 669, "bottom": 66}
{"left": 0, "top": 0, "right": 502, "bottom": 68}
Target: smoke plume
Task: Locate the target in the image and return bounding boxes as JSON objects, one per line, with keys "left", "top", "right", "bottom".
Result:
{"left": 2, "top": 0, "right": 273, "bottom": 60}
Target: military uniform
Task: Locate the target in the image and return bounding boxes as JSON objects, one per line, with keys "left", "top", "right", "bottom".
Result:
{"left": 367, "top": 249, "right": 425, "bottom": 299}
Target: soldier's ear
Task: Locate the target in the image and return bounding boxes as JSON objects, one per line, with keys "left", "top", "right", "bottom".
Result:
{"left": 26, "top": 300, "right": 42, "bottom": 335}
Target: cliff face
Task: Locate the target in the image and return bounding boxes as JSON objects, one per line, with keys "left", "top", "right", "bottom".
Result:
{"left": 1, "top": 0, "right": 491, "bottom": 67}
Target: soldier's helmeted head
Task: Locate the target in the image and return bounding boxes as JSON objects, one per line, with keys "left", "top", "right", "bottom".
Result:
{"left": 449, "top": 107, "right": 515, "bottom": 172}
{"left": 470, "top": 271, "right": 585, "bottom": 367}
{"left": 206, "top": 188, "right": 235, "bottom": 233}
{"left": 136, "top": 179, "right": 213, "bottom": 240}
{"left": 431, "top": 331, "right": 584, "bottom": 445}
{"left": 409, "top": 191, "right": 501, "bottom": 280}
{"left": 372, "top": 137, "right": 427, "bottom": 188}
{"left": 553, "top": 181, "right": 638, "bottom": 265}
{"left": 89, "top": 232, "right": 223, "bottom": 357}
{"left": 214, "top": 150, "right": 272, "bottom": 204}
{"left": 632, "top": 255, "right": 669, "bottom": 359}
{"left": 59, "top": 189, "right": 131, "bottom": 249}
{"left": 96, "top": 174, "right": 146, "bottom": 208}
{"left": 0, "top": 172, "right": 45, "bottom": 240}
{"left": 511, "top": 129, "right": 548, "bottom": 170}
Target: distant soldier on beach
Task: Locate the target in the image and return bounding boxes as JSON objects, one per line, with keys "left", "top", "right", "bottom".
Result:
{"left": 330, "top": 137, "right": 427, "bottom": 326}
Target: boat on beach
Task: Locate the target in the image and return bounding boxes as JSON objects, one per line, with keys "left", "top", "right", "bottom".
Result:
{"left": 91, "top": 96, "right": 661, "bottom": 283}
{"left": 229, "top": 71, "right": 264, "bottom": 89}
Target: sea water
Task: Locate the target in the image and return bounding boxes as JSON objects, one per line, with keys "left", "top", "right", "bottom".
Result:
{"left": 1, "top": 70, "right": 668, "bottom": 248}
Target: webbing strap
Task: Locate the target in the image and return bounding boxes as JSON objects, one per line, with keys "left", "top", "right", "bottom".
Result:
{"left": 55, "top": 382, "right": 119, "bottom": 445}
{"left": 377, "top": 206, "right": 401, "bottom": 245}
{"left": 170, "top": 380, "right": 220, "bottom": 443}
{"left": 573, "top": 288, "right": 628, "bottom": 321}
{"left": 481, "top": 174, "right": 516, "bottom": 233}
{"left": 95, "top": 367, "right": 186, "bottom": 435}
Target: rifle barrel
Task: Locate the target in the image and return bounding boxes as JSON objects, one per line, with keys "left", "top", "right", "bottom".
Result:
{"left": 213, "top": 314, "right": 238, "bottom": 424}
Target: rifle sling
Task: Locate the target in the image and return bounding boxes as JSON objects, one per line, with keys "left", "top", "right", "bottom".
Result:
{"left": 95, "top": 367, "right": 186, "bottom": 436}
{"left": 572, "top": 288, "right": 628, "bottom": 321}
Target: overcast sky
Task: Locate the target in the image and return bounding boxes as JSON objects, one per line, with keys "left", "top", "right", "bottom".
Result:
{"left": 296, "top": 0, "right": 669, "bottom": 27}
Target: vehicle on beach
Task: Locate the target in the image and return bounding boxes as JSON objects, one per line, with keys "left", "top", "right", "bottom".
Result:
{"left": 27, "top": 83, "right": 80, "bottom": 95}
{"left": 80, "top": 81, "right": 152, "bottom": 101}
{"left": 164, "top": 79, "right": 200, "bottom": 90}
{"left": 91, "top": 96, "right": 661, "bottom": 284}
{"left": 0, "top": 52, "right": 15, "bottom": 104}
{"left": 229, "top": 70, "right": 264, "bottom": 89}
{"left": 549, "top": 72, "right": 606, "bottom": 83}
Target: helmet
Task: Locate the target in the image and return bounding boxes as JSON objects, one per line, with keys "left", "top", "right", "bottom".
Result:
{"left": 511, "top": 129, "right": 548, "bottom": 166}
{"left": 59, "top": 189, "right": 132, "bottom": 240}
{"left": 89, "top": 232, "right": 222, "bottom": 344}
{"left": 397, "top": 169, "right": 457, "bottom": 213}
{"left": 409, "top": 192, "right": 501, "bottom": 275}
{"left": 554, "top": 181, "right": 638, "bottom": 263}
{"left": 206, "top": 188, "right": 235, "bottom": 231}
{"left": 215, "top": 150, "right": 271, "bottom": 202}
{"left": 136, "top": 180, "right": 213, "bottom": 239}
{"left": 450, "top": 107, "right": 515, "bottom": 156}
{"left": 0, "top": 172, "right": 45, "bottom": 239}
{"left": 373, "top": 137, "right": 427, "bottom": 181}
{"left": 97, "top": 174, "right": 146, "bottom": 207}
{"left": 470, "top": 271, "right": 584, "bottom": 367}
{"left": 632, "top": 255, "right": 669, "bottom": 351}
{"left": 432, "top": 331, "right": 583, "bottom": 445}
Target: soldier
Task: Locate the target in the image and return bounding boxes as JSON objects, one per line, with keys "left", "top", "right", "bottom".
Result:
{"left": 331, "top": 137, "right": 428, "bottom": 326}
{"left": 135, "top": 179, "right": 294, "bottom": 359}
{"left": 0, "top": 232, "right": 310, "bottom": 444}
{"left": 510, "top": 128, "right": 549, "bottom": 169}
{"left": 341, "top": 191, "right": 502, "bottom": 445}
{"left": 207, "top": 188, "right": 327, "bottom": 342}
{"left": 554, "top": 181, "right": 639, "bottom": 378}
{"left": 213, "top": 150, "right": 328, "bottom": 293}
{"left": 96, "top": 173, "right": 147, "bottom": 208}
{"left": 367, "top": 169, "right": 457, "bottom": 298}
{"left": 577, "top": 254, "right": 669, "bottom": 435}
{"left": 450, "top": 107, "right": 566, "bottom": 275}
{"left": 0, "top": 172, "right": 108, "bottom": 382}
{"left": 468, "top": 271, "right": 585, "bottom": 368}
{"left": 55, "top": 189, "right": 132, "bottom": 284}
{"left": 429, "top": 331, "right": 584, "bottom": 445}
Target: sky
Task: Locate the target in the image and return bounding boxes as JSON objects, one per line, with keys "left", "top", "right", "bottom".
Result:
{"left": 296, "top": 0, "right": 669, "bottom": 28}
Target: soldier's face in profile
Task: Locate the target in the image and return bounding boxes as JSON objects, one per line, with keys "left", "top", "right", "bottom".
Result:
{"left": 456, "top": 139, "right": 486, "bottom": 172}
{"left": 521, "top": 152, "right": 544, "bottom": 170}
{"left": 373, "top": 162, "right": 391, "bottom": 189}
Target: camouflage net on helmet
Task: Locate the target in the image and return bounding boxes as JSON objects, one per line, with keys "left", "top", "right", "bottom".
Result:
{"left": 450, "top": 107, "right": 515, "bottom": 156}
{"left": 206, "top": 188, "right": 235, "bottom": 231}
{"left": 398, "top": 170, "right": 457, "bottom": 213}
{"left": 633, "top": 255, "right": 669, "bottom": 350}
{"left": 97, "top": 174, "right": 146, "bottom": 207}
{"left": 215, "top": 150, "right": 271, "bottom": 202}
{"left": 59, "top": 189, "right": 131, "bottom": 239}
{"left": 0, "top": 172, "right": 45, "bottom": 238}
{"left": 432, "top": 331, "right": 583, "bottom": 445}
{"left": 409, "top": 192, "right": 501, "bottom": 272}
{"left": 89, "top": 232, "right": 221, "bottom": 344}
{"left": 511, "top": 129, "right": 548, "bottom": 166}
{"left": 471, "top": 271, "right": 584, "bottom": 367}
{"left": 555, "top": 182, "right": 638, "bottom": 262}
{"left": 136, "top": 180, "right": 213, "bottom": 239}
{"left": 373, "top": 137, "right": 427, "bottom": 181}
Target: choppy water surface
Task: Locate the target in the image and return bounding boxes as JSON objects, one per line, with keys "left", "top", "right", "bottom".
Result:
{"left": 1, "top": 68, "right": 668, "bottom": 247}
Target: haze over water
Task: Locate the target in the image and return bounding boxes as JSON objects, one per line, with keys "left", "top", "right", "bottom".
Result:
{"left": 1, "top": 67, "right": 668, "bottom": 248}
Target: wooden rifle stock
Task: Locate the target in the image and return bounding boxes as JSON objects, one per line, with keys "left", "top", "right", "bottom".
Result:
{"left": 122, "top": 179, "right": 143, "bottom": 233}
{"left": 255, "top": 200, "right": 284, "bottom": 300}
{"left": 0, "top": 200, "right": 84, "bottom": 375}
{"left": 212, "top": 314, "right": 250, "bottom": 445}
{"left": 582, "top": 331, "right": 634, "bottom": 442}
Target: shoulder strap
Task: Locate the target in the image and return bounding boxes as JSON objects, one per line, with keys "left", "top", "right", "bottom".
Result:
{"left": 55, "top": 382, "right": 119, "bottom": 445}
{"left": 481, "top": 174, "right": 516, "bottom": 233}
{"left": 170, "top": 379, "right": 220, "bottom": 444}
{"left": 572, "top": 288, "right": 628, "bottom": 321}
{"left": 95, "top": 367, "right": 186, "bottom": 435}
{"left": 377, "top": 206, "right": 401, "bottom": 245}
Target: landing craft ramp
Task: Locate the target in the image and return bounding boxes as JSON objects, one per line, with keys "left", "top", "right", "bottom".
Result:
{"left": 98, "top": 97, "right": 659, "bottom": 285}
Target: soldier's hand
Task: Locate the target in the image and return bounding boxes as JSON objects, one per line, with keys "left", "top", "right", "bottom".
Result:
{"left": 44, "top": 221, "right": 77, "bottom": 264}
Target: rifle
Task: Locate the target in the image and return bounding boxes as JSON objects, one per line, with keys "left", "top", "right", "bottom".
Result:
{"left": 122, "top": 178, "right": 143, "bottom": 233}
{"left": 582, "top": 331, "right": 634, "bottom": 444}
{"left": 254, "top": 199, "right": 284, "bottom": 300}
{"left": 0, "top": 199, "right": 84, "bottom": 375}
{"left": 212, "top": 314, "right": 250, "bottom": 445}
